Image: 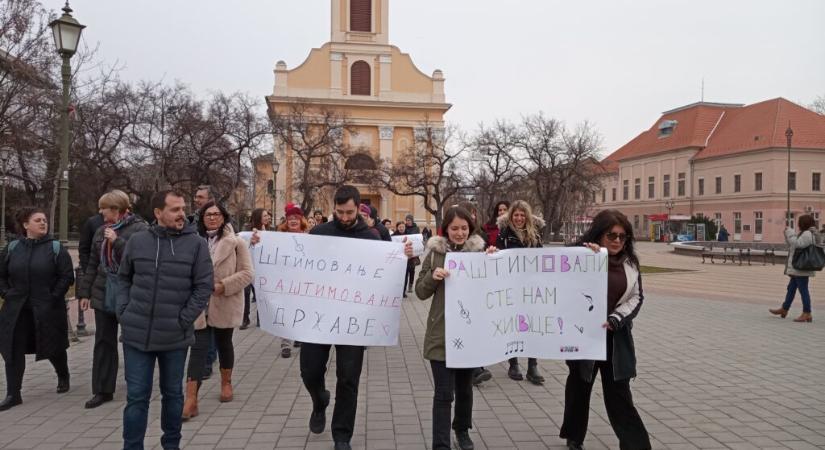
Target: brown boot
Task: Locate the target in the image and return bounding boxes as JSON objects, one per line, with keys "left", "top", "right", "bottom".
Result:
{"left": 182, "top": 379, "right": 199, "bottom": 420}
{"left": 793, "top": 312, "right": 813, "bottom": 323}
{"left": 769, "top": 307, "right": 788, "bottom": 318}
{"left": 219, "top": 368, "right": 233, "bottom": 402}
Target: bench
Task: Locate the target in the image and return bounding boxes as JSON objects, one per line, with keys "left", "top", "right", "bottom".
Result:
{"left": 701, "top": 245, "right": 779, "bottom": 265}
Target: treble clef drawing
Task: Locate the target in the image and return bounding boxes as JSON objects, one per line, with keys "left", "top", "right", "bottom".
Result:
{"left": 293, "top": 236, "right": 306, "bottom": 257}
{"left": 457, "top": 300, "right": 471, "bottom": 324}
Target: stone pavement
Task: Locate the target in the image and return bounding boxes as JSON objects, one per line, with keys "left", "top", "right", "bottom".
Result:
{"left": 1, "top": 243, "right": 823, "bottom": 449}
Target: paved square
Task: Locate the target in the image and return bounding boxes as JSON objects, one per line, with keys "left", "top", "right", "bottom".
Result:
{"left": 1, "top": 243, "right": 823, "bottom": 449}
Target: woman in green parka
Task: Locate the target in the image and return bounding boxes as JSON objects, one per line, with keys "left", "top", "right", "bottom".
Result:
{"left": 415, "top": 206, "right": 496, "bottom": 450}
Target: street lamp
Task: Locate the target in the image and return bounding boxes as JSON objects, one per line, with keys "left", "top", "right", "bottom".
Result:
{"left": 49, "top": 1, "right": 85, "bottom": 243}
{"left": 664, "top": 199, "right": 675, "bottom": 241}
{"left": 0, "top": 134, "right": 12, "bottom": 245}
{"left": 786, "top": 123, "right": 793, "bottom": 228}
{"left": 271, "top": 148, "right": 281, "bottom": 216}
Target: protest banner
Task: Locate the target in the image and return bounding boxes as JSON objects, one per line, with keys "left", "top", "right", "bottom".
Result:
{"left": 244, "top": 231, "right": 408, "bottom": 346}
{"left": 444, "top": 247, "right": 608, "bottom": 368}
{"left": 391, "top": 233, "right": 424, "bottom": 257}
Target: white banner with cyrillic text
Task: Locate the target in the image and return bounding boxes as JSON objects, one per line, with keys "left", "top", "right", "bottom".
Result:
{"left": 444, "top": 247, "right": 607, "bottom": 368}
{"left": 391, "top": 233, "right": 424, "bottom": 257}
{"left": 247, "top": 231, "right": 408, "bottom": 346}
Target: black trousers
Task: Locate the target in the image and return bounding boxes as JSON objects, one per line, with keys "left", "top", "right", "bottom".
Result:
{"left": 186, "top": 327, "right": 235, "bottom": 381}
{"left": 92, "top": 309, "right": 119, "bottom": 395}
{"left": 560, "top": 338, "right": 650, "bottom": 450}
{"left": 3, "top": 308, "right": 69, "bottom": 396}
{"left": 243, "top": 285, "right": 259, "bottom": 325}
{"left": 404, "top": 265, "right": 415, "bottom": 291}
{"left": 509, "top": 356, "right": 538, "bottom": 367}
{"left": 300, "top": 343, "right": 365, "bottom": 443}
{"left": 430, "top": 360, "right": 473, "bottom": 450}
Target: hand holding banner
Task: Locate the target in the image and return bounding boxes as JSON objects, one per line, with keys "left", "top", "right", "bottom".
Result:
{"left": 391, "top": 233, "right": 424, "bottom": 257}
{"left": 248, "top": 231, "right": 408, "bottom": 346}
{"left": 444, "top": 247, "right": 608, "bottom": 368}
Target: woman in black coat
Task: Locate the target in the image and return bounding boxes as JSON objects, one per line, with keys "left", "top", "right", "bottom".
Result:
{"left": 495, "top": 200, "right": 546, "bottom": 385}
{"left": 77, "top": 190, "right": 148, "bottom": 409}
{"left": 0, "top": 207, "right": 75, "bottom": 411}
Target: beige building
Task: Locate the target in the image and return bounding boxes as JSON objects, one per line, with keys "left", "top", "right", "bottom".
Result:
{"left": 255, "top": 0, "right": 450, "bottom": 224}
{"left": 590, "top": 98, "right": 825, "bottom": 243}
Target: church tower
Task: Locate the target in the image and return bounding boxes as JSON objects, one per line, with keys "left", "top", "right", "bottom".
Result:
{"left": 261, "top": 0, "right": 451, "bottom": 224}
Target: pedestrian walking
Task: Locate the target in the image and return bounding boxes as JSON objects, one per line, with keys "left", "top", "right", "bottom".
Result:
{"left": 182, "top": 201, "right": 253, "bottom": 420}
{"left": 241, "top": 208, "right": 272, "bottom": 330}
{"left": 0, "top": 207, "right": 74, "bottom": 411}
{"left": 770, "top": 214, "right": 820, "bottom": 322}
{"left": 496, "top": 200, "right": 546, "bottom": 385}
{"left": 415, "top": 206, "right": 494, "bottom": 450}
{"left": 300, "top": 185, "right": 381, "bottom": 450}
{"left": 77, "top": 190, "right": 148, "bottom": 409}
{"left": 274, "top": 202, "right": 311, "bottom": 357}
{"left": 560, "top": 209, "right": 651, "bottom": 450}
{"left": 116, "top": 190, "right": 213, "bottom": 450}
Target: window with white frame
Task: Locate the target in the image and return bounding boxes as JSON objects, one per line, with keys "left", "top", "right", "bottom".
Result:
{"left": 734, "top": 212, "right": 742, "bottom": 234}
{"left": 754, "top": 211, "right": 763, "bottom": 235}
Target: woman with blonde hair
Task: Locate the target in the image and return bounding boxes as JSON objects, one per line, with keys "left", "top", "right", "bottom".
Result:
{"left": 496, "top": 200, "right": 546, "bottom": 385}
{"left": 77, "top": 190, "right": 148, "bottom": 409}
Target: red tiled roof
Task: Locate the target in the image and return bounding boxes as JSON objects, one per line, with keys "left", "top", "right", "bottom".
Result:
{"left": 695, "top": 98, "right": 825, "bottom": 159}
{"left": 602, "top": 98, "right": 825, "bottom": 163}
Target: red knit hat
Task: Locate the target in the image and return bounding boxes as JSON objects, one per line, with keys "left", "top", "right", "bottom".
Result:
{"left": 285, "top": 202, "right": 303, "bottom": 218}
{"left": 359, "top": 203, "right": 371, "bottom": 216}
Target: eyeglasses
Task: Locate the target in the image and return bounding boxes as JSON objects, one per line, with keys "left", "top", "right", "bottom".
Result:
{"left": 605, "top": 232, "right": 627, "bottom": 242}
{"left": 204, "top": 212, "right": 223, "bottom": 219}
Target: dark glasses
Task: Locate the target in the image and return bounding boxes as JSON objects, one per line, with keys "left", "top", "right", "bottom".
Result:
{"left": 605, "top": 232, "right": 627, "bottom": 242}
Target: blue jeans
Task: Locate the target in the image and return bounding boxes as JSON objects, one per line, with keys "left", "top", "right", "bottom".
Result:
{"left": 122, "top": 344, "right": 188, "bottom": 450}
{"left": 783, "top": 276, "right": 812, "bottom": 313}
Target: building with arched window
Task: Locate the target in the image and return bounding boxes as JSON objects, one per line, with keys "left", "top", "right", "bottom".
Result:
{"left": 256, "top": 0, "right": 450, "bottom": 224}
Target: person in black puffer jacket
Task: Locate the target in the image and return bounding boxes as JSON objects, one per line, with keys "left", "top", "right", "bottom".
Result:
{"left": 116, "top": 190, "right": 213, "bottom": 450}
{"left": 496, "top": 200, "right": 546, "bottom": 385}
{"left": 0, "top": 207, "right": 74, "bottom": 411}
{"left": 77, "top": 190, "right": 148, "bottom": 409}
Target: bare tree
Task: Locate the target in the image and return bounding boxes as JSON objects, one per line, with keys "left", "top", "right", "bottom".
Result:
{"left": 466, "top": 119, "right": 523, "bottom": 222}
{"left": 269, "top": 102, "right": 352, "bottom": 213}
{"left": 811, "top": 95, "right": 825, "bottom": 115}
{"left": 512, "top": 115, "right": 602, "bottom": 241}
{"left": 376, "top": 124, "right": 465, "bottom": 230}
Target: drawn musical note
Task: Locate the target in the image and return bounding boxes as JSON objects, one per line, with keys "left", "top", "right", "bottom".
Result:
{"left": 574, "top": 325, "right": 584, "bottom": 334}
{"left": 292, "top": 236, "right": 306, "bottom": 257}
{"left": 582, "top": 293, "right": 594, "bottom": 311}
{"left": 458, "top": 300, "right": 471, "bottom": 324}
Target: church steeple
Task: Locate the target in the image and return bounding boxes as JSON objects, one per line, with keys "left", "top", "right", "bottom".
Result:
{"left": 331, "top": 0, "right": 389, "bottom": 45}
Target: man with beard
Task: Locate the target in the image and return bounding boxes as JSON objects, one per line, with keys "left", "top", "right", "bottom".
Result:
{"left": 300, "top": 185, "right": 378, "bottom": 450}
{"left": 116, "top": 190, "right": 213, "bottom": 449}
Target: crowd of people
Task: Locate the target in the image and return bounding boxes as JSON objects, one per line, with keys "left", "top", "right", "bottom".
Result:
{"left": 0, "top": 181, "right": 820, "bottom": 450}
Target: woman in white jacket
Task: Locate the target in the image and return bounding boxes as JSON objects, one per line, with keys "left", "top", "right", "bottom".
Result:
{"left": 770, "top": 214, "right": 819, "bottom": 323}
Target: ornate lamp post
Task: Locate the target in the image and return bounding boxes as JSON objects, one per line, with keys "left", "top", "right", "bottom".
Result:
{"left": 664, "top": 199, "right": 675, "bottom": 240}
{"left": 271, "top": 146, "right": 281, "bottom": 216}
{"left": 785, "top": 123, "right": 793, "bottom": 228}
{"left": 0, "top": 135, "right": 12, "bottom": 245}
{"left": 49, "top": 2, "right": 85, "bottom": 243}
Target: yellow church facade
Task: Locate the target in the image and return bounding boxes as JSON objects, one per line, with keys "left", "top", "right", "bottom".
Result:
{"left": 255, "top": 0, "right": 451, "bottom": 225}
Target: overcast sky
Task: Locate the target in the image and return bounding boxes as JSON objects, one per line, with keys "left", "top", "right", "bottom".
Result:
{"left": 45, "top": 0, "right": 825, "bottom": 157}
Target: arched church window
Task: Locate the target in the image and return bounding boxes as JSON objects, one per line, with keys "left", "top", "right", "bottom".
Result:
{"left": 350, "top": 0, "right": 372, "bottom": 32}
{"left": 351, "top": 61, "right": 371, "bottom": 96}
{"left": 345, "top": 153, "right": 377, "bottom": 171}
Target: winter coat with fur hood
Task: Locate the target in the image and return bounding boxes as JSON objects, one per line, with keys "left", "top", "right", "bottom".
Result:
{"left": 415, "top": 234, "right": 486, "bottom": 361}
{"left": 194, "top": 226, "right": 253, "bottom": 330}
{"left": 495, "top": 214, "right": 546, "bottom": 249}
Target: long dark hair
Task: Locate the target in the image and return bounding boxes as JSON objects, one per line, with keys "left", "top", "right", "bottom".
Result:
{"left": 575, "top": 209, "right": 640, "bottom": 268}
{"left": 487, "top": 200, "right": 510, "bottom": 226}
{"left": 798, "top": 214, "right": 816, "bottom": 231}
{"left": 441, "top": 206, "right": 477, "bottom": 240}
{"left": 197, "top": 201, "right": 231, "bottom": 240}
{"left": 250, "top": 208, "right": 269, "bottom": 230}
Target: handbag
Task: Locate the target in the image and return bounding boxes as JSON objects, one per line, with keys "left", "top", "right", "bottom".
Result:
{"left": 103, "top": 271, "right": 119, "bottom": 313}
{"left": 791, "top": 232, "right": 825, "bottom": 271}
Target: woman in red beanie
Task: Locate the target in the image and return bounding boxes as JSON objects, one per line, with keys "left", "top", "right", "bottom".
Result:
{"left": 275, "top": 203, "right": 309, "bottom": 357}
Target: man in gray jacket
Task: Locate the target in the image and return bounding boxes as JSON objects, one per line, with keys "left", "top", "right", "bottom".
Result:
{"left": 116, "top": 190, "right": 213, "bottom": 450}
